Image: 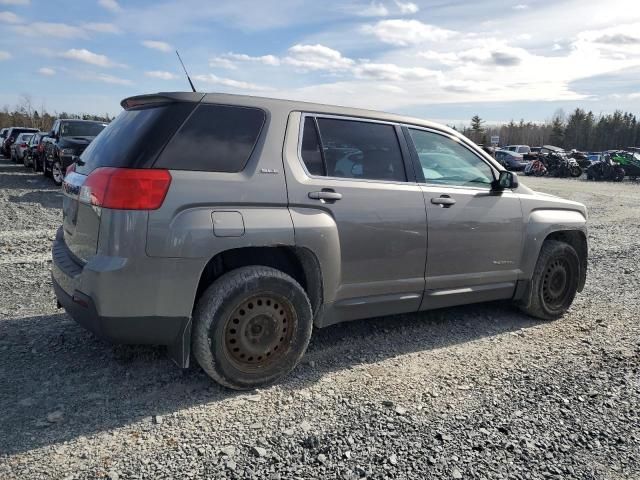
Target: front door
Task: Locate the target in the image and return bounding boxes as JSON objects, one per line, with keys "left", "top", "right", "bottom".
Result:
{"left": 405, "top": 127, "right": 523, "bottom": 309}
{"left": 284, "top": 114, "right": 428, "bottom": 323}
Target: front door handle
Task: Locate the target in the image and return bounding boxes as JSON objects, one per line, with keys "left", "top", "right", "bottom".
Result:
{"left": 431, "top": 195, "right": 456, "bottom": 207}
{"left": 308, "top": 189, "right": 342, "bottom": 202}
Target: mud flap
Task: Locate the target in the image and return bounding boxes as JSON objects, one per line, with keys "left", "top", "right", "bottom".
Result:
{"left": 168, "top": 318, "right": 192, "bottom": 369}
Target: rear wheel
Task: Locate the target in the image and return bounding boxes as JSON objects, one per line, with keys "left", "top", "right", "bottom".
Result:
{"left": 192, "top": 266, "right": 313, "bottom": 390}
{"left": 519, "top": 240, "right": 580, "bottom": 320}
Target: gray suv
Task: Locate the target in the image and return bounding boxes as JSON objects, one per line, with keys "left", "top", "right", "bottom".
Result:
{"left": 52, "top": 92, "right": 588, "bottom": 390}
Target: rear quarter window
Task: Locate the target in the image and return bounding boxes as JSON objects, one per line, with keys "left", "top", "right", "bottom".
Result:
{"left": 154, "top": 104, "right": 266, "bottom": 173}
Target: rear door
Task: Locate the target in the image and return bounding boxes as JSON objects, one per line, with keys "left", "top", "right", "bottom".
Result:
{"left": 285, "top": 114, "right": 428, "bottom": 321}
{"left": 405, "top": 127, "right": 524, "bottom": 309}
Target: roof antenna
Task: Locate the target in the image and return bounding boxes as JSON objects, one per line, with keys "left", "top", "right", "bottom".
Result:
{"left": 176, "top": 50, "right": 196, "bottom": 93}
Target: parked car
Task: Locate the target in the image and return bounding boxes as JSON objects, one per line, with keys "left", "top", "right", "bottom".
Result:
{"left": 43, "top": 119, "right": 107, "bottom": 185}
{"left": 52, "top": 92, "right": 588, "bottom": 390}
{"left": 25, "top": 132, "right": 49, "bottom": 170}
{"left": 10, "top": 132, "right": 34, "bottom": 163}
{"left": 504, "top": 144, "right": 531, "bottom": 154}
{"left": 0, "top": 128, "right": 8, "bottom": 150}
{"left": 495, "top": 149, "right": 528, "bottom": 170}
{"left": 2, "top": 127, "right": 38, "bottom": 158}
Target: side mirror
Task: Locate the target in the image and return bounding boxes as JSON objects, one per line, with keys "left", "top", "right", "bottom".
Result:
{"left": 492, "top": 170, "right": 518, "bottom": 191}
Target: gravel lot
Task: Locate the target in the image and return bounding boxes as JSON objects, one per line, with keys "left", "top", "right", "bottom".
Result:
{"left": 0, "top": 154, "right": 638, "bottom": 479}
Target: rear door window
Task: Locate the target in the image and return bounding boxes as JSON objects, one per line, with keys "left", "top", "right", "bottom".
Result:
{"left": 155, "top": 104, "right": 266, "bottom": 172}
{"left": 302, "top": 116, "right": 406, "bottom": 182}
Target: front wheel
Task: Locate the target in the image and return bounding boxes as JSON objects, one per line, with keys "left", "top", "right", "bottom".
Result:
{"left": 570, "top": 165, "right": 582, "bottom": 177}
{"left": 518, "top": 240, "right": 580, "bottom": 320}
{"left": 51, "top": 159, "right": 64, "bottom": 186}
{"left": 192, "top": 266, "right": 313, "bottom": 390}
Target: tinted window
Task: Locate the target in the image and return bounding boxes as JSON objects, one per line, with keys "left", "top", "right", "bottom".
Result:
{"left": 77, "top": 102, "right": 195, "bottom": 175}
{"left": 409, "top": 129, "right": 494, "bottom": 188}
{"left": 300, "top": 117, "right": 325, "bottom": 176}
{"left": 316, "top": 118, "right": 406, "bottom": 182}
{"left": 156, "top": 104, "right": 265, "bottom": 172}
{"left": 60, "top": 121, "right": 107, "bottom": 137}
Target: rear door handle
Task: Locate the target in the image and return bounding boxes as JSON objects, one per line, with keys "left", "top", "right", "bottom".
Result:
{"left": 308, "top": 190, "right": 342, "bottom": 201}
{"left": 431, "top": 195, "right": 456, "bottom": 207}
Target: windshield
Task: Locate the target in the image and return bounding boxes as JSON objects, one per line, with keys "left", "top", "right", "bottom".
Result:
{"left": 60, "top": 121, "right": 107, "bottom": 138}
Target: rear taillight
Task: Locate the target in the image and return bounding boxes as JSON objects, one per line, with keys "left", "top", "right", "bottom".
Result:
{"left": 80, "top": 167, "right": 171, "bottom": 210}
{"left": 20, "top": 143, "right": 27, "bottom": 148}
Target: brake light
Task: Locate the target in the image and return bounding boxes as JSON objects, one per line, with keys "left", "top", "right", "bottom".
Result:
{"left": 80, "top": 168, "right": 171, "bottom": 210}
{"left": 20, "top": 143, "right": 27, "bottom": 148}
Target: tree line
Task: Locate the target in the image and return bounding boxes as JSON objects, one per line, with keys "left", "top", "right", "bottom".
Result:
{"left": 0, "top": 95, "right": 112, "bottom": 133}
{"left": 463, "top": 108, "right": 640, "bottom": 152}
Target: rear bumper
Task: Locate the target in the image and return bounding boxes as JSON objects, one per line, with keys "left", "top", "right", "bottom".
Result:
{"left": 51, "top": 228, "right": 192, "bottom": 365}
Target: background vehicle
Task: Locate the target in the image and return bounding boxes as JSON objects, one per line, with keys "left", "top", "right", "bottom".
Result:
{"left": 504, "top": 144, "right": 531, "bottom": 154}
{"left": 10, "top": 132, "right": 34, "bottom": 163}
{"left": 523, "top": 157, "right": 547, "bottom": 176}
{"left": 495, "top": 149, "right": 528, "bottom": 170}
{"left": 2, "top": 127, "right": 38, "bottom": 158}
{"left": 52, "top": 92, "right": 588, "bottom": 390}
{"left": 0, "top": 128, "right": 8, "bottom": 150}
{"left": 44, "top": 119, "right": 107, "bottom": 185}
{"left": 586, "top": 155, "right": 625, "bottom": 181}
{"left": 541, "top": 145, "right": 582, "bottom": 177}
{"left": 25, "top": 132, "right": 49, "bottom": 170}
{"left": 609, "top": 150, "right": 640, "bottom": 179}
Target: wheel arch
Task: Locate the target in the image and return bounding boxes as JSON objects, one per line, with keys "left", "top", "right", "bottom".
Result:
{"left": 193, "top": 245, "right": 324, "bottom": 317}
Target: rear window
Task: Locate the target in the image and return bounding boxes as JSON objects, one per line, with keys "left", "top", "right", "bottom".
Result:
{"left": 61, "top": 121, "right": 106, "bottom": 137}
{"left": 154, "top": 104, "right": 266, "bottom": 172}
{"left": 76, "top": 102, "right": 195, "bottom": 175}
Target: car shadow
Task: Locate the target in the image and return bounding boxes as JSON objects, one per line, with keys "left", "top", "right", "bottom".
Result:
{"left": 0, "top": 303, "right": 542, "bottom": 456}
{"left": 8, "top": 190, "right": 63, "bottom": 209}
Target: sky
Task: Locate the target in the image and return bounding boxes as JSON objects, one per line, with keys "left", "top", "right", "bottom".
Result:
{"left": 1, "top": 0, "right": 640, "bottom": 124}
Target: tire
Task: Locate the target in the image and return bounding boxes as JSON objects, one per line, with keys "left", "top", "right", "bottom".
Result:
{"left": 23, "top": 154, "right": 31, "bottom": 168}
{"left": 519, "top": 240, "right": 580, "bottom": 321}
{"left": 570, "top": 165, "right": 582, "bottom": 177}
{"left": 192, "top": 266, "right": 313, "bottom": 390}
{"left": 52, "top": 159, "right": 63, "bottom": 185}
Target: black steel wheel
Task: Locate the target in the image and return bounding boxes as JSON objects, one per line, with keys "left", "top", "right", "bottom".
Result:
{"left": 223, "top": 294, "right": 296, "bottom": 373}
{"left": 192, "top": 266, "right": 313, "bottom": 390}
{"left": 518, "top": 240, "right": 580, "bottom": 320}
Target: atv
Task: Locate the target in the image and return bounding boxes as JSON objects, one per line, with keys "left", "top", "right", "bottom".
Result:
{"left": 609, "top": 150, "right": 640, "bottom": 180}
{"left": 542, "top": 146, "right": 582, "bottom": 178}
{"left": 586, "top": 154, "right": 625, "bottom": 182}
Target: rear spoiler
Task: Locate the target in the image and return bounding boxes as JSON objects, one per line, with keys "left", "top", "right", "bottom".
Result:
{"left": 120, "top": 92, "right": 205, "bottom": 110}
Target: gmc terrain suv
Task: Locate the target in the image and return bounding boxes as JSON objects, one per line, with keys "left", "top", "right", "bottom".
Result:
{"left": 53, "top": 92, "right": 588, "bottom": 390}
{"left": 44, "top": 119, "right": 107, "bottom": 185}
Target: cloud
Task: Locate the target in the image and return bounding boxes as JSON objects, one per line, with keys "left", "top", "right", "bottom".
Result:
{"left": 98, "top": 0, "right": 121, "bottom": 12}
{"left": 594, "top": 34, "right": 640, "bottom": 45}
{"left": 0, "top": 10, "right": 21, "bottom": 23}
{"left": 513, "top": 4, "right": 529, "bottom": 9}
{"left": 0, "top": 0, "right": 29, "bottom": 4}
{"left": 61, "top": 48, "right": 124, "bottom": 68}
{"left": 420, "top": 44, "right": 526, "bottom": 67}
{"left": 82, "top": 22, "right": 121, "bottom": 34}
{"left": 145, "top": 70, "right": 178, "bottom": 80}
{"left": 142, "top": 40, "right": 172, "bottom": 53}
{"left": 356, "top": 2, "right": 389, "bottom": 17}
{"left": 0, "top": 51, "right": 10, "bottom": 61}
{"left": 354, "top": 63, "right": 439, "bottom": 81}
{"left": 285, "top": 43, "right": 354, "bottom": 70}
{"left": 363, "top": 19, "right": 455, "bottom": 46}
{"left": 90, "top": 73, "right": 132, "bottom": 85}
{"left": 394, "top": 1, "right": 419, "bottom": 14}
{"left": 222, "top": 53, "right": 280, "bottom": 66}
{"left": 19, "top": 22, "right": 86, "bottom": 38}
{"left": 192, "top": 73, "right": 270, "bottom": 91}
{"left": 38, "top": 67, "right": 56, "bottom": 76}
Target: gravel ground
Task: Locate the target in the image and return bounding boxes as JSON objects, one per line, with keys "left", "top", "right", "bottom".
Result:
{"left": 0, "top": 155, "right": 638, "bottom": 479}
